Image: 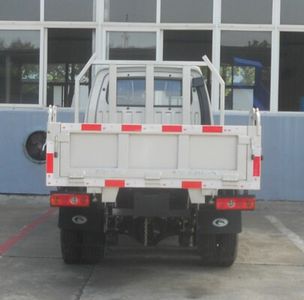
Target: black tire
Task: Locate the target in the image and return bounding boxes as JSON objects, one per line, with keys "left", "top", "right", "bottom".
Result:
{"left": 60, "top": 229, "right": 82, "bottom": 264}
{"left": 197, "top": 233, "right": 238, "bottom": 267}
{"left": 81, "top": 231, "right": 105, "bottom": 264}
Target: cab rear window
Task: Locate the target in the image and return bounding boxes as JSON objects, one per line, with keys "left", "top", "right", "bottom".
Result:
{"left": 117, "top": 78, "right": 146, "bottom": 106}
{"left": 154, "top": 79, "right": 182, "bottom": 107}
{"left": 115, "top": 78, "right": 182, "bottom": 107}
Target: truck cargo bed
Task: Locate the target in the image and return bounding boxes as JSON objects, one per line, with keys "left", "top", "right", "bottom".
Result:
{"left": 46, "top": 122, "right": 261, "bottom": 192}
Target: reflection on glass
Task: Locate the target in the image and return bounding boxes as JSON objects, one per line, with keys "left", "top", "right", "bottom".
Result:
{"left": 222, "top": 0, "right": 272, "bottom": 24}
{"left": 224, "top": 88, "right": 233, "bottom": 110}
{"left": 45, "top": 0, "right": 94, "bottom": 21}
{"left": 161, "top": 0, "right": 212, "bottom": 23}
{"left": 233, "top": 67, "right": 255, "bottom": 86}
{"left": 279, "top": 32, "right": 304, "bottom": 111}
{"left": 281, "top": 0, "right": 304, "bottom": 25}
{"left": 154, "top": 79, "right": 182, "bottom": 107}
{"left": 117, "top": 79, "right": 145, "bottom": 106}
{"left": 116, "top": 78, "right": 182, "bottom": 107}
{"left": 47, "top": 29, "right": 92, "bottom": 107}
{"left": 163, "top": 30, "right": 212, "bottom": 61}
{"left": 107, "top": 32, "right": 156, "bottom": 60}
{"left": 0, "top": 0, "right": 40, "bottom": 21}
{"left": 104, "top": 0, "right": 156, "bottom": 22}
{"left": 221, "top": 31, "right": 271, "bottom": 111}
{"left": 163, "top": 30, "right": 212, "bottom": 96}
{"left": 220, "top": 66, "right": 232, "bottom": 86}
{"left": 0, "top": 30, "right": 40, "bottom": 104}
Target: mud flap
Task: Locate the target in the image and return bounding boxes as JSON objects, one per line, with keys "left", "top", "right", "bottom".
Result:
{"left": 58, "top": 207, "right": 103, "bottom": 232}
{"left": 197, "top": 210, "right": 241, "bottom": 234}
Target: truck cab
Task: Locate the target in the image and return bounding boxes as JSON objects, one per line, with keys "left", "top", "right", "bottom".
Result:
{"left": 86, "top": 66, "right": 212, "bottom": 126}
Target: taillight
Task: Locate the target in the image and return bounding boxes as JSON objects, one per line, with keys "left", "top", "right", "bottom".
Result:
{"left": 216, "top": 197, "right": 256, "bottom": 211}
{"left": 50, "top": 193, "right": 90, "bottom": 207}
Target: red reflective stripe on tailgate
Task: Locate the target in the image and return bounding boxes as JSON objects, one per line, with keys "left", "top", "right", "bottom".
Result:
{"left": 81, "top": 124, "right": 102, "bottom": 131}
{"left": 46, "top": 153, "right": 54, "bottom": 174}
{"left": 202, "top": 126, "right": 223, "bottom": 133}
{"left": 162, "top": 125, "right": 183, "bottom": 133}
{"left": 105, "top": 180, "right": 125, "bottom": 188}
{"left": 121, "top": 124, "right": 142, "bottom": 132}
{"left": 182, "top": 181, "right": 202, "bottom": 189}
{"left": 253, "top": 156, "right": 261, "bottom": 177}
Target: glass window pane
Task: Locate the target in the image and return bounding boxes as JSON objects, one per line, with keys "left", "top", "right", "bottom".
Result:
{"left": 281, "top": 0, "right": 304, "bottom": 25}
{"left": 0, "top": 30, "right": 40, "bottom": 104}
{"left": 163, "top": 30, "right": 212, "bottom": 61}
{"left": 279, "top": 32, "right": 304, "bottom": 111}
{"left": 154, "top": 79, "right": 182, "bottom": 107}
{"left": 117, "top": 79, "right": 146, "bottom": 106}
{"left": 221, "top": 31, "right": 271, "bottom": 111}
{"left": 233, "top": 66, "right": 256, "bottom": 86}
{"left": 161, "top": 0, "right": 213, "bottom": 23}
{"left": 224, "top": 88, "right": 233, "bottom": 110}
{"left": 116, "top": 78, "right": 183, "bottom": 107}
{"left": 220, "top": 66, "right": 232, "bottom": 86}
{"left": 47, "top": 29, "right": 92, "bottom": 108}
{"left": 45, "top": 0, "right": 94, "bottom": 21}
{"left": 0, "top": 0, "right": 40, "bottom": 21}
{"left": 222, "top": 0, "right": 272, "bottom": 24}
{"left": 105, "top": 0, "right": 156, "bottom": 22}
{"left": 107, "top": 32, "right": 156, "bottom": 60}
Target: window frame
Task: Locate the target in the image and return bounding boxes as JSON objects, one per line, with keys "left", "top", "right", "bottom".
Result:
{"left": 0, "top": 0, "right": 41, "bottom": 22}
{"left": 0, "top": 0, "right": 301, "bottom": 114}
{"left": 220, "top": 29, "right": 272, "bottom": 112}
{"left": 160, "top": 0, "right": 213, "bottom": 24}
{"left": 104, "top": 0, "right": 157, "bottom": 23}
{"left": 0, "top": 27, "right": 43, "bottom": 107}
{"left": 0, "top": 0, "right": 97, "bottom": 108}
{"left": 221, "top": 0, "right": 273, "bottom": 25}
{"left": 105, "top": 29, "right": 158, "bottom": 61}
{"left": 44, "top": 0, "right": 95, "bottom": 22}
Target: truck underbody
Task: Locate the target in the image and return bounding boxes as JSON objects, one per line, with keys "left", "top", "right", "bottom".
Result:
{"left": 52, "top": 187, "right": 254, "bottom": 266}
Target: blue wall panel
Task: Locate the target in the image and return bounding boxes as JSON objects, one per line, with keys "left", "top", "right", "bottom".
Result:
{"left": 224, "top": 113, "right": 304, "bottom": 201}
{"left": 257, "top": 115, "right": 304, "bottom": 201}
{"left": 0, "top": 108, "right": 303, "bottom": 200}
{"left": 0, "top": 108, "right": 75, "bottom": 195}
{"left": 0, "top": 109, "right": 49, "bottom": 194}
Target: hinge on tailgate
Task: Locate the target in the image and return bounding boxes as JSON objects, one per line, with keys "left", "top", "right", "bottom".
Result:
{"left": 48, "top": 105, "right": 58, "bottom": 123}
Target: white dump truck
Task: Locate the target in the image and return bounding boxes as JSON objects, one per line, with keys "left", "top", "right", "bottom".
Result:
{"left": 46, "top": 55, "right": 261, "bottom": 266}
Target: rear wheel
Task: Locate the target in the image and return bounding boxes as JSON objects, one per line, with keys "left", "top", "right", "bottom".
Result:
{"left": 61, "top": 229, "right": 82, "bottom": 264}
{"left": 81, "top": 231, "right": 105, "bottom": 264}
{"left": 197, "top": 233, "right": 238, "bottom": 267}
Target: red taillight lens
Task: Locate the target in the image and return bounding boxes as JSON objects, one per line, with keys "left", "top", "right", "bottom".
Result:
{"left": 50, "top": 194, "right": 90, "bottom": 207}
{"left": 216, "top": 197, "right": 256, "bottom": 211}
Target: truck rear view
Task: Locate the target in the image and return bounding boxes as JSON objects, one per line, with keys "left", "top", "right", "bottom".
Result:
{"left": 47, "top": 55, "right": 262, "bottom": 266}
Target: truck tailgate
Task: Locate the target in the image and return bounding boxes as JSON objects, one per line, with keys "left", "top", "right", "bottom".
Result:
{"left": 46, "top": 123, "right": 261, "bottom": 191}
